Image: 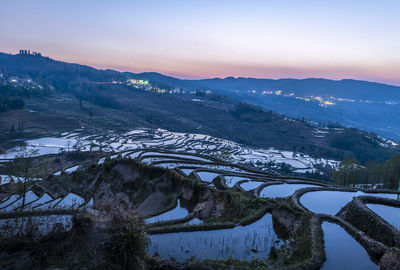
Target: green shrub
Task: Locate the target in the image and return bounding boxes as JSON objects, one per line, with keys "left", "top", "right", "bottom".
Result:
{"left": 104, "top": 213, "right": 149, "bottom": 269}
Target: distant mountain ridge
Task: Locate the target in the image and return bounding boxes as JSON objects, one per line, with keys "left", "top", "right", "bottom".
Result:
{"left": 136, "top": 73, "right": 400, "bottom": 101}
{"left": 2, "top": 51, "right": 399, "bottom": 100}
{"left": 1, "top": 51, "right": 399, "bottom": 141}
{"left": 124, "top": 71, "right": 400, "bottom": 141}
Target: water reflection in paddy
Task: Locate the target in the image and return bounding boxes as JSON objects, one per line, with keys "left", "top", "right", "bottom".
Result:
{"left": 224, "top": 176, "right": 248, "bottom": 188}
{"left": 366, "top": 204, "right": 400, "bottom": 230}
{"left": 148, "top": 213, "right": 282, "bottom": 261}
{"left": 56, "top": 193, "right": 85, "bottom": 209}
{"left": 65, "top": 165, "right": 79, "bottom": 173}
{"left": 185, "top": 218, "right": 203, "bottom": 225}
{"left": 300, "top": 191, "right": 397, "bottom": 215}
{"left": 261, "top": 184, "right": 319, "bottom": 198}
{"left": 34, "top": 198, "right": 62, "bottom": 210}
{"left": 0, "top": 191, "right": 38, "bottom": 212}
{"left": 0, "top": 215, "right": 73, "bottom": 238}
{"left": 145, "top": 199, "right": 189, "bottom": 224}
{"left": 141, "top": 152, "right": 211, "bottom": 162}
{"left": 240, "top": 181, "right": 264, "bottom": 191}
{"left": 0, "top": 137, "right": 88, "bottom": 159}
{"left": 196, "top": 171, "right": 219, "bottom": 182}
{"left": 180, "top": 169, "right": 194, "bottom": 176}
{"left": 322, "top": 222, "right": 378, "bottom": 270}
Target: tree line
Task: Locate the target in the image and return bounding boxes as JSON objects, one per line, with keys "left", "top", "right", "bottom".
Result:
{"left": 0, "top": 84, "right": 52, "bottom": 98}
{"left": 333, "top": 152, "right": 400, "bottom": 190}
{"left": 0, "top": 96, "right": 24, "bottom": 112}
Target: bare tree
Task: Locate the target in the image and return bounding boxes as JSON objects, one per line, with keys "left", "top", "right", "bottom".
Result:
{"left": 11, "top": 149, "right": 39, "bottom": 210}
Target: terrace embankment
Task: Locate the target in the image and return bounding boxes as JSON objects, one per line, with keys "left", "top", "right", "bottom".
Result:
{"left": 268, "top": 200, "right": 325, "bottom": 270}
{"left": 338, "top": 196, "right": 400, "bottom": 248}
{"left": 336, "top": 196, "right": 400, "bottom": 269}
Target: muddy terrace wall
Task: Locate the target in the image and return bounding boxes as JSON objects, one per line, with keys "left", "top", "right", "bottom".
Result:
{"left": 291, "top": 185, "right": 400, "bottom": 268}
{"left": 338, "top": 196, "right": 400, "bottom": 249}
{"left": 42, "top": 158, "right": 270, "bottom": 224}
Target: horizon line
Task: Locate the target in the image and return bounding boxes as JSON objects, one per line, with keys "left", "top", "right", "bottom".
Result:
{"left": 3, "top": 50, "right": 400, "bottom": 88}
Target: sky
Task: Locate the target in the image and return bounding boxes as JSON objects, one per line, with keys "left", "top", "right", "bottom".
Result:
{"left": 1, "top": 0, "right": 400, "bottom": 85}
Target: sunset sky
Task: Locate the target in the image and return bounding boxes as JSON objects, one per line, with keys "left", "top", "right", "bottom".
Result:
{"left": 1, "top": 0, "right": 399, "bottom": 85}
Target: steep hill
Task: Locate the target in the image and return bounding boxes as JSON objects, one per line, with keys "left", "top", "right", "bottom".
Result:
{"left": 119, "top": 73, "right": 400, "bottom": 140}
{"left": 0, "top": 52, "right": 398, "bottom": 165}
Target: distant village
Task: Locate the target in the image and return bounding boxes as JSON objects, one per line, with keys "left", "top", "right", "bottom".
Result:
{"left": 0, "top": 50, "right": 50, "bottom": 90}
{"left": 0, "top": 71, "right": 46, "bottom": 90}
{"left": 89, "top": 77, "right": 208, "bottom": 95}
{"left": 126, "top": 78, "right": 204, "bottom": 95}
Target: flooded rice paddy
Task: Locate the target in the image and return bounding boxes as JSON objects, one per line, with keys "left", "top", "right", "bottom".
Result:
{"left": 145, "top": 199, "right": 189, "bottom": 224}
{"left": 148, "top": 213, "right": 282, "bottom": 261}
{"left": 195, "top": 171, "right": 220, "bottom": 182}
{"left": 301, "top": 191, "right": 397, "bottom": 215}
{"left": 0, "top": 128, "right": 338, "bottom": 175}
{"left": 0, "top": 214, "right": 73, "bottom": 238}
{"left": 260, "top": 183, "right": 320, "bottom": 198}
{"left": 321, "top": 222, "right": 378, "bottom": 270}
{"left": 0, "top": 192, "right": 88, "bottom": 212}
{"left": 224, "top": 176, "right": 248, "bottom": 188}
{"left": 240, "top": 181, "right": 264, "bottom": 191}
{"left": 366, "top": 204, "right": 400, "bottom": 229}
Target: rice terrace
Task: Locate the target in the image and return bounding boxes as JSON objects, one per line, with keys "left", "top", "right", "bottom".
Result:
{"left": 0, "top": 128, "right": 399, "bottom": 269}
